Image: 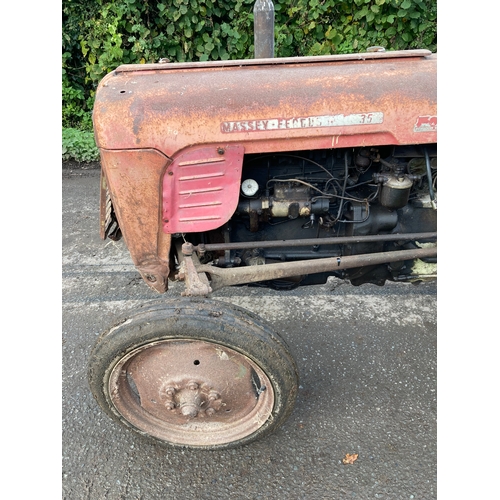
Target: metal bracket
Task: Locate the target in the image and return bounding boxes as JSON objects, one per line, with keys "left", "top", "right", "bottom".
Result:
{"left": 175, "top": 241, "right": 212, "bottom": 297}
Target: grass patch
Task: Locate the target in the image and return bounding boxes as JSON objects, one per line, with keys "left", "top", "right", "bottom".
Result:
{"left": 62, "top": 127, "right": 99, "bottom": 162}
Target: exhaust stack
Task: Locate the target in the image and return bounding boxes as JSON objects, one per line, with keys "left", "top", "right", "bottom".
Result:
{"left": 253, "top": 0, "right": 275, "bottom": 58}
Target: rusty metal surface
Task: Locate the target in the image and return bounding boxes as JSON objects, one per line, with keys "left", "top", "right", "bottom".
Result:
{"left": 99, "top": 149, "right": 172, "bottom": 292}
{"left": 174, "top": 241, "right": 212, "bottom": 297}
{"left": 176, "top": 256, "right": 213, "bottom": 297}
{"left": 108, "top": 340, "right": 274, "bottom": 447}
{"left": 113, "top": 49, "right": 432, "bottom": 73}
{"left": 196, "top": 246, "right": 437, "bottom": 291}
{"left": 93, "top": 51, "right": 437, "bottom": 158}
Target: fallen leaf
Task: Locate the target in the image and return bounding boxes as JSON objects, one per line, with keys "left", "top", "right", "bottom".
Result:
{"left": 342, "top": 453, "right": 359, "bottom": 465}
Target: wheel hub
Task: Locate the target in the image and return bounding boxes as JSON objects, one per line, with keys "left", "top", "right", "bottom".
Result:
{"left": 160, "top": 380, "right": 223, "bottom": 417}
{"left": 108, "top": 339, "right": 274, "bottom": 446}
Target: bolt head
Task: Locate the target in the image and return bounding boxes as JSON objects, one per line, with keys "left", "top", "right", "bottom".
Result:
{"left": 208, "top": 391, "right": 220, "bottom": 401}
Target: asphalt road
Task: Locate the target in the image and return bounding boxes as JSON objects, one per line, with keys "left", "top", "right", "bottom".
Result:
{"left": 62, "top": 166, "right": 437, "bottom": 499}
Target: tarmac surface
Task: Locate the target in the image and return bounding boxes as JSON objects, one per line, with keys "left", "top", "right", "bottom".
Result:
{"left": 62, "top": 166, "right": 437, "bottom": 499}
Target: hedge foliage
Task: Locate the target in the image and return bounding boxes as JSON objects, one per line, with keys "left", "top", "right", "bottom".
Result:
{"left": 62, "top": 127, "right": 100, "bottom": 162}
{"left": 63, "top": 0, "right": 437, "bottom": 131}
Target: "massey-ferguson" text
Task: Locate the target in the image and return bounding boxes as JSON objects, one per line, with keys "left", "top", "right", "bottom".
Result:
{"left": 220, "top": 112, "right": 384, "bottom": 134}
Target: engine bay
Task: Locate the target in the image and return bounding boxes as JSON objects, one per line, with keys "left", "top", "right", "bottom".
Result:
{"left": 175, "top": 144, "right": 437, "bottom": 288}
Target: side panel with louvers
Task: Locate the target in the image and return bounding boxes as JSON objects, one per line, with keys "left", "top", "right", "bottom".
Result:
{"left": 162, "top": 145, "right": 244, "bottom": 234}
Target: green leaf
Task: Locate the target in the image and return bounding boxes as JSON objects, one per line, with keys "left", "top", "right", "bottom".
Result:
{"left": 401, "top": 0, "right": 412, "bottom": 8}
{"left": 354, "top": 6, "right": 369, "bottom": 20}
{"left": 325, "top": 27, "right": 337, "bottom": 40}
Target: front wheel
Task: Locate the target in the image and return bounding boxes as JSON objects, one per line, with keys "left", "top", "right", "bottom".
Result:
{"left": 88, "top": 299, "right": 299, "bottom": 449}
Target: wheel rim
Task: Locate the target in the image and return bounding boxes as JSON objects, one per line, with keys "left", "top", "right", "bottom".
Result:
{"left": 108, "top": 339, "right": 275, "bottom": 447}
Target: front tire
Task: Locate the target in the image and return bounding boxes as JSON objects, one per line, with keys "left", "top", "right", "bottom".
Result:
{"left": 88, "top": 299, "right": 299, "bottom": 449}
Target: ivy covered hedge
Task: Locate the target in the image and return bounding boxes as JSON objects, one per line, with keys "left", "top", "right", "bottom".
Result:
{"left": 63, "top": 0, "right": 437, "bottom": 133}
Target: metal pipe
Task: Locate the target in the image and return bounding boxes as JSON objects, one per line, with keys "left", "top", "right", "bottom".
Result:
{"left": 253, "top": 0, "right": 275, "bottom": 58}
{"left": 196, "top": 246, "right": 437, "bottom": 291}
{"left": 193, "top": 232, "right": 436, "bottom": 253}
{"left": 424, "top": 147, "right": 436, "bottom": 207}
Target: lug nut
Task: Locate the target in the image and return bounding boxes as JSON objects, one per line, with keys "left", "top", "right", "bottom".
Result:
{"left": 208, "top": 391, "right": 220, "bottom": 401}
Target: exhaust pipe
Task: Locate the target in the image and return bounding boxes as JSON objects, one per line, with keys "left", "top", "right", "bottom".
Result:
{"left": 253, "top": 0, "right": 275, "bottom": 58}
